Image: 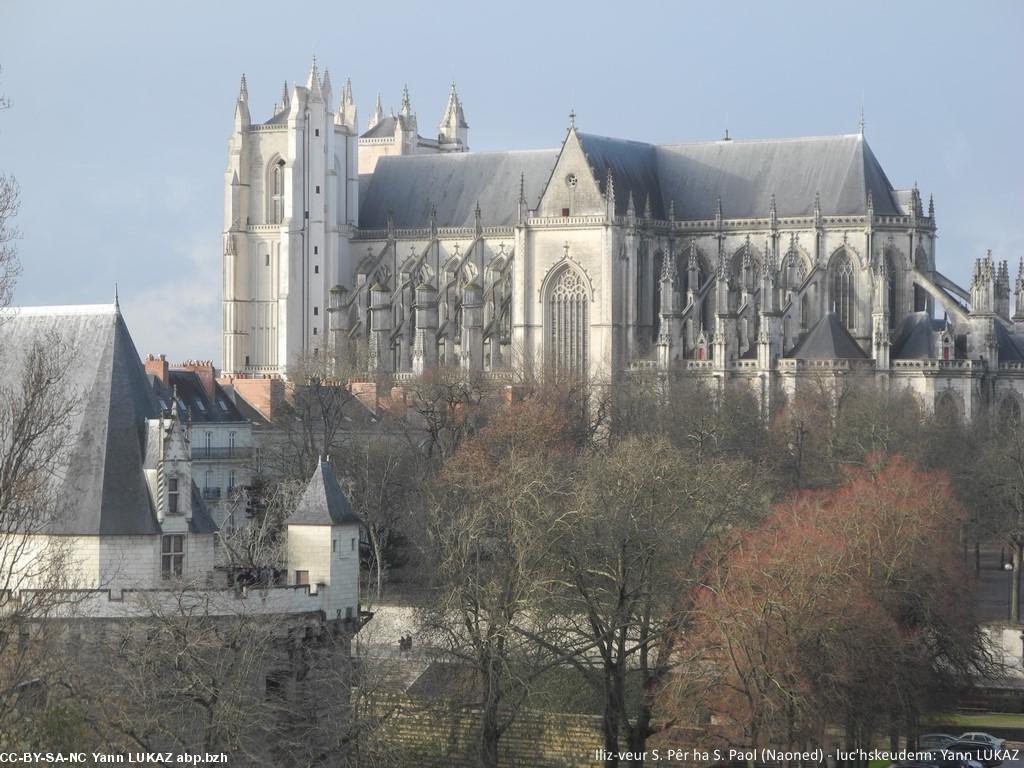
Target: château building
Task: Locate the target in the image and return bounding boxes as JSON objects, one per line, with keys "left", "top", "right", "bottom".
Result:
{"left": 222, "top": 61, "right": 1024, "bottom": 420}
{"left": 0, "top": 303, "right": 360, "bottom": 623}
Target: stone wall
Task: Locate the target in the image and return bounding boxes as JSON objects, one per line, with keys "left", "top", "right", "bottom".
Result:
{"left": 360, "top": 692, "right": 605, "bottom": 768}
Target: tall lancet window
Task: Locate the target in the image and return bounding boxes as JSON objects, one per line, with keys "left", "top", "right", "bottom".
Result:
{"left": 830, "top": 251, "right": 856, "bottom": 329}
{"left": 548, "top": 267, "right": 589, "bottom": 379}
{"left": 886, "top": 254, "right": 900, "bottom": 329}
{"left": 270, "top": 159, "right": 285, "bottom": 224}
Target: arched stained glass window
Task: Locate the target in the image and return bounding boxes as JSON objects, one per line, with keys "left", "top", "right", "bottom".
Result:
{"left": 548, "top": 268, "right": 588, "bottom": 379}
{"left": 831, "top": 251, "right": 856, "bottom": 330}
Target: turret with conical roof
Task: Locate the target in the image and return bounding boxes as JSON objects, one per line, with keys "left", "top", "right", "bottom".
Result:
{"left": 286, "top": 459, "right": 361, "bottom": 622}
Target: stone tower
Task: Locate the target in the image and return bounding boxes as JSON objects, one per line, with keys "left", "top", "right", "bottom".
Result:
{"left": 222, "top": 61, "right": 360, "bottom": 376}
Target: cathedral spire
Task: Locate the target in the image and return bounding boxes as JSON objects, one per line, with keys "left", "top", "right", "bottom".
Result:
{"left": 234, "top": 74, "right": 251, "bottom": 129}
{"left": 518, "top": 172, "right": 527, "bottom": 224}
{"left": 307, "top": 57, "right": 323, "bottom": 102}
{"left": 438, "top": 80, "right": 469, "bottom": 148}
{"left": 400, "top": 85, "right": 412, "bottom": 119}
{"left": 321, "top": 67, "right": 333, "bottom": 104}
{"left": 368, "top": 92, "right": 385, "bottom": 130}
{"left": 1014, "top": 256, "right": 1024, "bottom": 321}
{"left": 337, "top": 77, "right": 357, "bottom": 130}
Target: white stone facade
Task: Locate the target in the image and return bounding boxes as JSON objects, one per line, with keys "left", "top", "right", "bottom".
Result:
{"left": 222, "top": 65, "right": 1024, "bottom": 421}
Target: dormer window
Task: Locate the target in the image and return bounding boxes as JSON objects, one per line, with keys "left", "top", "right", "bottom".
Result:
{"left": 167, "top": 478, "right": 180, "bottom": 515}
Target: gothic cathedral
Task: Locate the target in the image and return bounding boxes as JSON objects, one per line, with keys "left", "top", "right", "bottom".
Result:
{"left": 222, "top": 61, "right": 1024, "bottom": 420}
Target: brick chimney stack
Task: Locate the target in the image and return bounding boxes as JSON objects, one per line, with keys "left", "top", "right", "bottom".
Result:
{"left": 178, "top": 359, "right": 217, "bottom": 400}
{"left": 144, "top": 353, "right": 169, "bottom": 387}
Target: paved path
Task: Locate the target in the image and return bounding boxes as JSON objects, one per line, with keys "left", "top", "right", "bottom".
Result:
{"left": 976, "top": 543, "right": 1016, "bottom": 623}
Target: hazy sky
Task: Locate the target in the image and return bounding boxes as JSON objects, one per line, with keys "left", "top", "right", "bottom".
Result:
{"left": 1, "top": 1, "right": 1022, "bottom": 364}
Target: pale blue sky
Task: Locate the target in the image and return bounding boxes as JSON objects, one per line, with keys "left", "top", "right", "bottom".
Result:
{"left": 1, "top": 1, "right": 1021, "bottom": 364}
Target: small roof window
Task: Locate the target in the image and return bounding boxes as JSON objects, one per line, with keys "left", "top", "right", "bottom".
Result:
{"left": 218, "top": 400, "right": 229, "bottom": 412}
{"left": 194, "top": 399, "right": 206, "bottom": 413}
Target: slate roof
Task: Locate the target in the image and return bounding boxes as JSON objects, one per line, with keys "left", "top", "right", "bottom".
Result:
{"left": 287, "top": 460, "right": 360, "bottom": 527}
{"left": 891, "top": 311, "right": 944, "bottom": 360}
{"left": 996, "top": 322, "right": 1024, "bottom": 363}
{"left": 360, "top": 115, "right": 399, "bottom": 139}
{"left": 264, "top": 108, "right": 290, "bottom": 126}
{"left": 151, "top": 370, "right": 246, "bottom": 424}
{"left": 189, "top": 483, "right": 218, "bottom": 534}
{"left": 0, "top": 305, "right": 161, "bottom": 535}
{"left": 577, "top": 133, "right": 663, "bottom": 218}
{"left": 655, "top": 134, "right": 899, "bottom": 218}
{"left": 357, "top": 130, "right": 898, "bottom": 228}
{"left": 359, "top": 149, "right": 559, "bottom": 228}
{"left": 788, "top": 312, "right": 869, "bottom": 360}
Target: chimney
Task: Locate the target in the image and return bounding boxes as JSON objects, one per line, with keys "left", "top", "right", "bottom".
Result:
{"left": 177, "top": 359, "right": 217, "bottom": 400}
{"left": 144, "top": 353, "right": 169, "bottom": 388}
{"left": 218, "top": 374, "right": 284, "bottom": 421}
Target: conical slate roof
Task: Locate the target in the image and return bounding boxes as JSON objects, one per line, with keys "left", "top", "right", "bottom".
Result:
{"left": 0, "top": 304, "right": 161, "bottom": 535}
{"left": 788, "top": 312, "right": 869, "bottom": 360}
{"left": 287, "top": 460, "right": 360, "bottom": 526}
{"left": 891, "top": 311, "right": 943, "bottom": 360}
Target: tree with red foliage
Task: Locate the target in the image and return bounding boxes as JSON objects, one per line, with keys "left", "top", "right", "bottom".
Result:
{"left": 667, "top": 454, "right": 994, "bottom": 753}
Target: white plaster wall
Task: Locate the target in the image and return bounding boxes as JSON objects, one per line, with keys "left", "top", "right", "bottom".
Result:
{"left": 285, "top": 523, "right": 359, "bottom": 621}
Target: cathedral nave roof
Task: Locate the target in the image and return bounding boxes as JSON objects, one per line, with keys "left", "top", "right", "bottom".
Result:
{"left": 357, "top": 130, "right": 900, "bottom": 229}
{"left": 359, "top": 149, "right": 559, "bottom": 229}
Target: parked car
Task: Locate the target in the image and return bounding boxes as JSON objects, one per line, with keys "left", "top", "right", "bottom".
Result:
{"left": 915, "top": 749, "right": 985, "bottom": 768}
{"left": 959, "top": 734, "right": 1006, "bottom": 752}
{"left": 943, "top": 740, "right": 1003, "bottom": 767}
{"left": 920, "top": 735, "right": 960, "bottom": 750}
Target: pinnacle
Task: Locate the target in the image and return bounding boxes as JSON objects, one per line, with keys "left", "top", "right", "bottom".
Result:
{"left": 238, "top": 73, "right": 248, "bottom": 102}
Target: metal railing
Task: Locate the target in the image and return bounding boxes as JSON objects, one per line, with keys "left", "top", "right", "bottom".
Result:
{"left": 192, "top": 446, "right": 252, "bottom": 460}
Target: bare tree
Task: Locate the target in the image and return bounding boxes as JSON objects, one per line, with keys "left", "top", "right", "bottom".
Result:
{"left": 217, "top": 478, "right": 303, "bottom": 573}
{"left": 417, "top": 397, "right": 576, "bottom": 768}
{"left": 337, "top": 433, "right": 423, "bottom": 603}
{"left": 266, "top": 353, "right": 366, "bottom": 481}
{"left": 0, "top": 82, "right": 86, "bottom": 740}
{"left": 530, "top": 436, "right": 767, "bottom": 767}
